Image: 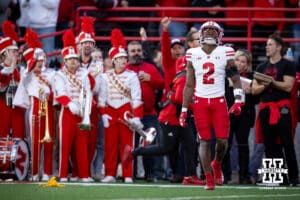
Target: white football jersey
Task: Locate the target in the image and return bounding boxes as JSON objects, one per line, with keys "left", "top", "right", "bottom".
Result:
{"left": 186, "top": 46, "right": 235, "bottom": 98}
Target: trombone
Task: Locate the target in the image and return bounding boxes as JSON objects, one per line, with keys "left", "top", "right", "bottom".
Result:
{"left": 39, "top": 88, "right": 52, "bottom": 143}
{"left": 120, "top": 111, "right": 157, "bottom": 146}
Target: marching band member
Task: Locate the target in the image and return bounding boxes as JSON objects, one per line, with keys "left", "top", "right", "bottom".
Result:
{"left": 75, "top": 15, "right": 102, "bottom": 180}
{"left": 88, "top": 48, "right": 105, "bottom": 180}
{"left": 13, "top": 28, "right": 55, "bottom": 181}
{"left": 78, "top": 15, "right": 95, "bottom": 69}
{"left": 54, "top": 30, "right": 92, "bottom": 182}
{"left": 98, "top": 29, "right": 143, "bottom": 183}
{"left": 0, "top": 21, "right": 25, "bottom": 139}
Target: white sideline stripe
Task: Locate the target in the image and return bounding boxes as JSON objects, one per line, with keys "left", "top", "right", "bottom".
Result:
{"left": 2, "top": 182, "right": 300, "bottom": 190}
{"left": 34, "top": 182, "right": 299, "bottom": 190}
{"left": 113, "top": 194, "right": 300, "bottom": 200}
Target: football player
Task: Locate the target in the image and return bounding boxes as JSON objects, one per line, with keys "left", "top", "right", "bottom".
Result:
{"left": 179, "top": 21, "right": 244, "bottom": 190}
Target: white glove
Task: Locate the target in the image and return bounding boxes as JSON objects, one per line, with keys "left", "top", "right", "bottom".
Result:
{"left": 68, "top": 102, "right": 80, "bottom": 116}
{"left": 129, "top": 117, "right": 144, "bottom": 130}
{"left": 1, "top": 66, "right": 14, "bottom": 75}
{"left": 102, "top": 114, "right": 112, "bottom": 128}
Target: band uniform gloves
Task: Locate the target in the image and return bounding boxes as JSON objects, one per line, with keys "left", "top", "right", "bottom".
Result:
{"left": 129, "top": 117, "right": 144, "bottom": 130}
{"left": 1, "top": 66, "right": 14, "bottom": 75}
{"left": 102, "top": 114, "right": 112, "bottom": 128}
{"left": 68, "top": 102, "right": 80, "bottom": 116}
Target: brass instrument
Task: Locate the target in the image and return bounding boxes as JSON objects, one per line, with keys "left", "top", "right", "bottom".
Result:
{"left": 121, "top": 111, "right": 157, "bottom": 146}
{"left": 6, "top": 75, "right": 17, "bottom": 108}
{"left": 78, "top": 87, "right": 92, "bottom": 130}
{"left": 38, "top": 88, "right": 52, "bottom": 143}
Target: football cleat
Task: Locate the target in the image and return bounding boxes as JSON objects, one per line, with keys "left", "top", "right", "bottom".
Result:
{"left": 211, "top": 160, "right": 224, "bottom": 185}
{"left": 182, "top": 175, "right": 206, "bottom": 185}
{"left": 204, "top": 173, "right": 215, "bottom": 190}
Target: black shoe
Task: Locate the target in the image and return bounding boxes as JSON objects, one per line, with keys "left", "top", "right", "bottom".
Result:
{"left": 240, "top": 178, "right": 251, "bottom": 184}
{"left": 169, "top": 175, "right": 183, "bottom": 183}
{"left": 289, "top": 178, "right": 299, "bottom": 187}
{"left": 146, "top": 176, "right": 158, "bottom": 183}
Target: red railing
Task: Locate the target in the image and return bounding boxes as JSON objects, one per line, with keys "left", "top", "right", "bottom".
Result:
{"left": 75, "top": 6, "right": 300, "bottom": 52}
{"left": 33, "top": 6, "right": 300, "bottom": 57}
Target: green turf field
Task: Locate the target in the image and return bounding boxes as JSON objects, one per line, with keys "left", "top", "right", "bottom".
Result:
{"left": 1, "top": 182, "right": 300, "bottom": 200}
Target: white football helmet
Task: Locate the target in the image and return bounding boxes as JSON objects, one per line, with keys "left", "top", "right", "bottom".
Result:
{"left": 199, "top": 21, "right": 223, "bottom": 45}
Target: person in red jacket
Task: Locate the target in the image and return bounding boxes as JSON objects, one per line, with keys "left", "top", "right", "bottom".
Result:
{"left": 126, "top": 40, "right": 164, "bottom": 181}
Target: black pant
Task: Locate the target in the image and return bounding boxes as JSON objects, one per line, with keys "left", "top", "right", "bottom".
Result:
{"left": 223, "top": 112, "right": 252, "bottom": 182}
{"left": 260, "top": 106, "right": 299, "bottom": 183}
{"left": 133, "top": 121, "right": 197, "bottom": 176}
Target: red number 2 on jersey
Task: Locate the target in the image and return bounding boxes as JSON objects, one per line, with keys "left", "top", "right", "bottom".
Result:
{"left": 203, "top": 62, "right": 215, "bottom": 84}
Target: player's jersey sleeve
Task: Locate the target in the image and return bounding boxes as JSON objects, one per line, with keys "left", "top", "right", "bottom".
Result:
{"left": 186, "top": 48, "right": 198, "bottom": 63}
{"left": 224, "top": 46, "right": 235, "bottom": 61}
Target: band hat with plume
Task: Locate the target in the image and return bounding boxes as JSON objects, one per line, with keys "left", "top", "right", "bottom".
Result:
{"left": 61, "top": 29, "right": 78, "bottom": 60}
{"left": 23, "top": 28, "right": 45, "bottom": 73}
{"left": 108, "top": 28, "right": 127, "bottom": 60}
{"left": 23, "top": 28, "right": 44, "bottom": 63}
{"left": 78, "top": 14, "right": 95, "bottom": 44}
{"left": 0, "top": 21, "right": 19, "bottom": 54}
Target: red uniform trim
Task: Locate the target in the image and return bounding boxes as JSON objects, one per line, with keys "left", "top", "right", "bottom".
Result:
{"left": 133, "top": 104, "right": 143, "bottom": 118}
{"left": 88, "top": 73, "right": 95, "bottom": 90}
{"left": 99, "top": 106, "right": 106, "bottom": 115}
{"left": 56, "top": 95, "right": 71, "bottom": 106}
